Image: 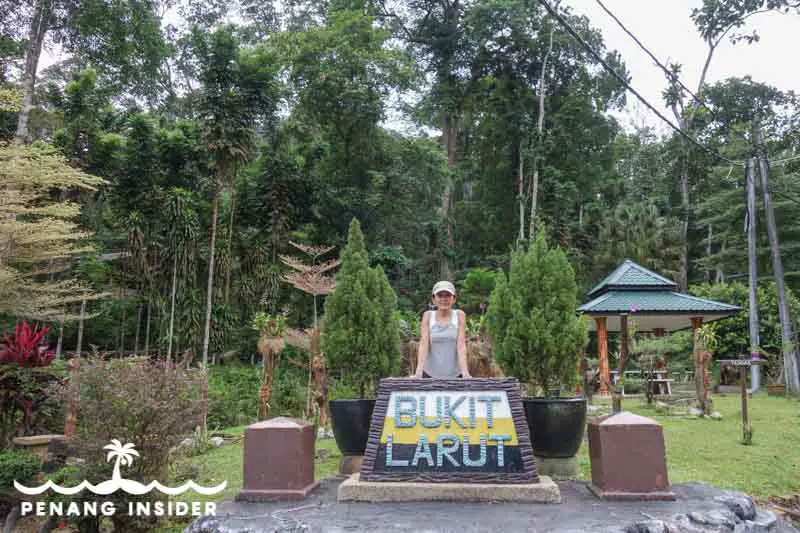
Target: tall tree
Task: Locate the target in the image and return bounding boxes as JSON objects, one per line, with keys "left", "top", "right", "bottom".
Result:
{"left": 14, "top": 0, "right": 167, "bottom": 142}
{"left": 0, "top": 143, "right": 105, "bottom": 317}
{"left": 664, "top": 0, "right": 800, "bottom": 290}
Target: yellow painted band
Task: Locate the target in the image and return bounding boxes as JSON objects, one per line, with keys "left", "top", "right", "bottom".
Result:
{"left": 379, "top": 417, "right": 518, "bottom": 445}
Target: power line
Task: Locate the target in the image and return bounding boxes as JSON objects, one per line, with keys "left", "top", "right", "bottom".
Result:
{"left": 594, "top": 0, "right": 719, "bottom": 121}
{"left": 537, "top": 0, "right": 743, "bottom": 167}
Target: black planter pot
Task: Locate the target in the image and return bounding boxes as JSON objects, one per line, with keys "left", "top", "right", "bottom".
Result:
{"left": 329, "top": 398, "right": 376, "bottom": 456}
{"left": 522, "top": 397, "right": 587, "bottom": 458}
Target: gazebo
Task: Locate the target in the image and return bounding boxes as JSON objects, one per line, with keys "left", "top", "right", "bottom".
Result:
{"left": 577, "top": 260, "right": 741, "bottom": 394}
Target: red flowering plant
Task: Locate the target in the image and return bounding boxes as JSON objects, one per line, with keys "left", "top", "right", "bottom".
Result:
{"left": 0, "top": 321, "right": 64, "bottom": 449}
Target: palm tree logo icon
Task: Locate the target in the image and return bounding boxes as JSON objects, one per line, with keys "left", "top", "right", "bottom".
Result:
{"left": 104, "top": 440, "right": 139, "bottom": 483}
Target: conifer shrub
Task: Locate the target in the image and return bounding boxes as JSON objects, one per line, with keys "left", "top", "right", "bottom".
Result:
{"left": 486, "top": 232, "right": 586, "bottom": 395}
{"left": 322, "top": 219, "right": 400, "bottom": 397}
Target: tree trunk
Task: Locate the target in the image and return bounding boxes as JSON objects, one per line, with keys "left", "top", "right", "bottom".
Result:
{"left": 118, "top": 307, "right": 126, "bottom": 356}
{"left": 439, "top": 112, "right": 456, "bottom": 280}
{"left": 715, "top": 235, "right": 726, "bottom": 283}
{"left": 55, "top": 319, "right": 64, "bottom": 359}
{"left": 745, "top": 156, "right": 761, "bottom": 392}
{"left": 134, "top": 303, "right": 142, "bottom": 355}
{"left": 202, "top": 190, "right": 220, "bottom": 368}
{"left": 3, "top": 504, "right": 21, "bottom": 533}
{"left": 144, "top": 302, "right": 151, "bottom": 356}
{"left": 528, "top": 25, "right": 554, "bottom": 241}
{"left": 706, "top": 224, "right": 713, "bottom": 283}
{"left": 15, "top": 0, "right": 52, "bottom": 143}
{"left": 755, "top": 125, "right": 800, "bottom": 393}
{"left": 75, "top": 297, "right": 86, "bottom": 357}
{"left": 517, "top": 138, "right": 525, "bottom": 246}
{"left": 224, "top": 184, "right": 236, "bottom": 304}
{"left": 678, "top": 141, "right": 690, "bottom": 292}
{"left": 167, "top": 253, "right": 178, "bottom": 366}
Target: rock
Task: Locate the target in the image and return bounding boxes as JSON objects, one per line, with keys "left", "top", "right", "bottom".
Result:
{"left": 688, "top": 509, "right": 740, "bottom": 529}
{"left": 715, "top": 494, "right": 756, "bottom": 520}
{"left": 317, "top": 427, "right": 335, "bottom": 440}
{"left": 172, "top": 437, "right": 195, "bottom": 454}
{"left": 670, "top": 514, "right": 706, "bottom": 532}
{"left": 183, "top": 514, "right": 257, "bottom": 533}
{"left": 210, "top": 436, "right": 225, "bottom": 447}
{"left": 733, "top": 516, "right": 776, "bottom": 533}
{"left": 687, "top": 407, "right": 704, "bottom": 417}
{"left": 624, "top": 520, "right": 669, "bottom": 533}
{"left": 709, "top": 411, "right": 723, "bottom": 420}
{"left": 316, "top": 448, "right": 331, "bottom": 460}
{"left": 749, "top": 510, "right": 777, "bottom": 531}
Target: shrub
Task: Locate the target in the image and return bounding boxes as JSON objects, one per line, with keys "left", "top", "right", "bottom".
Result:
{"left": 690, "top": 281, "right": 800, "bottom": 382}
{"left": 0, "top": 321, "right": 65, "bottom": 449}
{"left": 207, "top": 364, "right": 260, "bottom": 429}
{"left": 457, "top": 267, "right": 496, "bottom": 315}
{"left": 322, "top": 219, "right": 400, "bottom": 397}
{"left": 0, "top": 449, "right": 40, "bottom": 488}
{"left": 56, "top": 357, "right": 204, "bottom": 532}
{"left": 486, "top": 232, "right": 586, "bottom": 394}
{"left": 0, "top": 450, "right": 41, "bottom": 516}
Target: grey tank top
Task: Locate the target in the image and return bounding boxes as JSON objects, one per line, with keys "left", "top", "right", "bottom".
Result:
{"left": 424, "top": 310, "right": 460, "bottom": 378}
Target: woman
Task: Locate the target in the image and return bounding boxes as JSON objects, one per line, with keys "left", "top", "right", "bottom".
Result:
{"left": 413, "top": 281, "right": 471, "bottom": 378}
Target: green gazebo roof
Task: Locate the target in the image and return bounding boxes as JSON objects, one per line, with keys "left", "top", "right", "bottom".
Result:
{"left": 587, "top": 259, "right": 676, "bottom": 297}
{"left": 578, "top": 260, "right": 741, "bottom": 332}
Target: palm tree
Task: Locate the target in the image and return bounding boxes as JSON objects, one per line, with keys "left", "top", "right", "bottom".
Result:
{"left": 194, "top": 27, "right": 279, "bottom": 369}
{"left": 103, "top": 439, "right": 140, "bottom": 482}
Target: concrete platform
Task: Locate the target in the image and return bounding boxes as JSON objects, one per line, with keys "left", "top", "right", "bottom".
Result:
{"left": 185, "top": 477, "right": 800, "bottom": 533}
{"left": 337, "top": 473, "right": 561, "bottom": 503}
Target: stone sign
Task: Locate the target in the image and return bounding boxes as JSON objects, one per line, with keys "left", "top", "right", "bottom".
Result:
{"left": 360, "top": 378, "right": 538, "bottom": 483}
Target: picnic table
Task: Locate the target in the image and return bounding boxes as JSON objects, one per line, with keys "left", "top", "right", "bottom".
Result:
{"left": 609, "top": 370, "right": 673, "bottom": 395}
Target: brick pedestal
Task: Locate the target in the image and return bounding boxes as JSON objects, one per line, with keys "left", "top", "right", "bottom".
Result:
{"left": 587, "top": 412, "right": 675, "bottom": 501}
{"left": 236, "top": 417, "right": 319, "bottom": 501}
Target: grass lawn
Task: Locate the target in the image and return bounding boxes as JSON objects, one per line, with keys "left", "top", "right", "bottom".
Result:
{"left": 155, "top": 393, "right": 799, "bottom": 531}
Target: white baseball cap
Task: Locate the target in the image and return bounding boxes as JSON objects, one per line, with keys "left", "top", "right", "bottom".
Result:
{"left": 432, "top": 281, "right": 456, "bottom": 295}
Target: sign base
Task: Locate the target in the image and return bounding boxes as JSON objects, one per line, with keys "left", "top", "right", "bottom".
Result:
{"left": 337, "top": 473, "right": 560, "bottom": 503}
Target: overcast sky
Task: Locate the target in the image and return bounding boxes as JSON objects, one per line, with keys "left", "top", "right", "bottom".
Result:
{"left": 564, "top": 0, "right": 800, "bottom": 134}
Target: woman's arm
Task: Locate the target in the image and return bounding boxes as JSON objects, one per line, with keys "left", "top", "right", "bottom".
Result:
{"left": 457, "top": 310, "right": 471, "bottom": 378}
{"left": 414, "top": 311, "right": 430, "bottom": 378}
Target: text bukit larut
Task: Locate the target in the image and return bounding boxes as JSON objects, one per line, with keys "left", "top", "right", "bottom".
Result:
{"left": 380, "top": 392, "right": 517, "bottom": 468}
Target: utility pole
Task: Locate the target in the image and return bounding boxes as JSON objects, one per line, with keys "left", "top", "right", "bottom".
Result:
{"left": 745, "top": 156, "right": 760, "bottom": 392}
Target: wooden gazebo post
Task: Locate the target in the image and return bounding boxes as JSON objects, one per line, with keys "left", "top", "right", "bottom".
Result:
{"left": 596, "top": 317, "right": 609, "bottom": 394}
{"left": 611, "top": 313, "right": 630, "bottom": 413}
